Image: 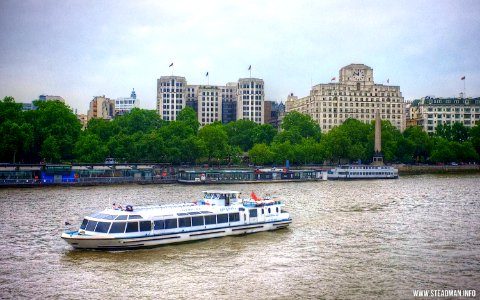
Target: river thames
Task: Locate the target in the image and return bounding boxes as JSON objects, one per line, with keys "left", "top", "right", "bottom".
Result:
{"left": 0, "top": 174, "right": 479, "bottom": 299}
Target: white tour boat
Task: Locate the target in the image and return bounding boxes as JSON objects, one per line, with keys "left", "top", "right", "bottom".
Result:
{"left": 327, "top": 165, "right": 399, "bottom": 180}
{"left": 61, "top": 190, "right": 292, "bottom": 250}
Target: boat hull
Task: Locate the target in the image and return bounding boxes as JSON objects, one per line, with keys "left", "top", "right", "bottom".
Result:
{"left": 62, "top": 219, "right": 292, "bottom": 250}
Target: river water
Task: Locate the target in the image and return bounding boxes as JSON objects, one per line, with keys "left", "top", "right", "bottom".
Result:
{"left": 0, "top": 174, "right": 479, "bottom": 299}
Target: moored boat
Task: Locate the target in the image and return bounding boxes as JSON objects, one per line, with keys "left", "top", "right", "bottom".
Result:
{"left": 327, "top": 165, "right": 398, "bottom": 180}
{"left": 61, "top": 190, "right": 292, "bottom": 250}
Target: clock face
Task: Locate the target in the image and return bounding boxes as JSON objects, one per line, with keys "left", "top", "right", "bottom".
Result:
{"left": 352, "top": 69, "right": 365, "bottom": 81}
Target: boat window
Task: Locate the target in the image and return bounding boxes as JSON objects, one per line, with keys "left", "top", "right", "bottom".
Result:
{"left": 261, "top": 209, "right": 264, "bottom": 215}
{"left": 109, "top": 222, "right": 126, "bottom": 234}
{"left": 204, "top": 215, "right": 216, "bottom": 225}
{"left": 165, "top": 219, "right": 178, "bottom": 229}
{"left": 249, "top": 209, "right": 258, "bottom": 218}
{"left": 276, "top": 207, "right": 279, "bottom": 213}
{"left": 95, "top": 221, "right": 111, "bottom": 233}
{"left": 126, "top": 222, "right": 139, "bottom": 233}
{"left": 229, "top": 213, "right": 240, "bottom": 222}
{"left": 89, "top": 213, "right": 116, "bottom": 220}
{"left": 177, "top": 213, "right": 188, "bottom": 216}
{"left": 86, "top": 220, "right": 97, "bottom": 231}
{"left": 115, "top": 215, "right": 127, "bottom": 220}
{"left": 238, "top": 208, "right": 245, "bottom": 211}
{"left": 268, "top": 208, "right": 271, "bottom": 214}
{"left": 179, "top": 217, "right": 192, "bottom": 227}
{"left": 140, "top": 221, "right": 151, "bottom": 232}
{"left": 188, "top": 212, "right": 201, "bottom": 215}
{"left": 128, "top": 215, "right": 143, "bottom": 220}
{"left": 192, "top": 216, "right": 204, "bottom": 226}
{"left": 217, "top": 214, "right": 228, "bottom": 224}
{"left": 154, "top": 220, "right": 165, "bottom": 230}
{"left": 200, "top": 211, "right": 212, "bottom": 214}
{"left": 80, "top": 219, "right": 88, "bottom": 230}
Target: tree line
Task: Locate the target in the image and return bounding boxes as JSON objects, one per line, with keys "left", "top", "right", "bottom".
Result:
{"left": 1, "top": 96, "right": 479, "bottom": 165}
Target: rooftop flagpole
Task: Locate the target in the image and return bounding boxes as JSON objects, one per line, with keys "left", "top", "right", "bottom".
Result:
{"left": 169, "top": 62, "right": 174, "bottom": 76}
{"left": 206, "top": 71, "right": 209, "bottom": 85}
{"left": 461, "top": 76, "right": 466, "bottom": 98}
{"left": 248, "top": 65, "right": 251, "bottom": 78}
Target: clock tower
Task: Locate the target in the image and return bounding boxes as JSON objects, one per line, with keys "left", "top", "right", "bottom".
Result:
{"left": 339, "top": 63, "right": 374, "bottom": 86}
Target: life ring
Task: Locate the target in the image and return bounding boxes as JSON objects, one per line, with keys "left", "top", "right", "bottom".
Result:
{"left": 125, "top": 205, "right": 133, "bottom": 212}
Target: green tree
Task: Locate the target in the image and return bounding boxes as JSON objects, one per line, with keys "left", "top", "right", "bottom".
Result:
{"left": 198, "top": 123, "right": 228, "bottom": 163}
{"left": 0, "top": 121, "right": 33, "bottom": 163}
{"left": 40, "top": 136, "right": 61, "bottom": 163}
{"left": 270, "top": 141, "right": 296, "bottom": 165}
{"left": 225, "top": 120, "right": 258, "bottom": 151}
{"left": 252, "top": 124, "right": 277, "bottom": 145}
{"left": 28, "top": 100, "right": 82, "bottom": 162}
{"left": 73, "top": 133, "right": 109, "bottom": 163}
{"left": 113, "top": 108, "right": 164, "bottom": 135}
{"left": 177, "top": 107, "right": 200, "bottom": 133}
{"left": 86, "top": 118, "right": 120, "bottom": 142}
{"left": 281, "top": 111, "right": 321, "bottom": 140}
{"left": 248, "top": 143, "right": 274, "bottom": 165}
{"left": 321, "top": 127, "right": 351, "bottom": 164}
{"left": 470, "top": 124, "right": 480, "bottom": 160}
{"left": 403, "top": 126, "right": 432, "bottom": 163}
{"left": 429, "top": 138, "right": 455, "bottom": 163}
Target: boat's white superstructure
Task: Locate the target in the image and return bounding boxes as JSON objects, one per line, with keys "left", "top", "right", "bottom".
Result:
{"left": 61, "top": 190, "right": 292, "bottom": 250}
{"left": 327, "top": 165, "right": 398, "bottom": 180}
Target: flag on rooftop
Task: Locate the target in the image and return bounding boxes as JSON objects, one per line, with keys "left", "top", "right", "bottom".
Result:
{"left": 387, "top": 79, "right": 389, "bottom": 84}
{"left": 169, "top": 63, "right": 173, "bottom": 67}
{"left": 248, "top": 65, "right": 251, "bottom": 71}
{"left": 461, "top": 76, "right": 466, "bottom": 80}
{"left": 206, "top": 72, "right": 209, "bottom": 77}
{"left": 331, "top": 77, "right": 336, "bottom": 81}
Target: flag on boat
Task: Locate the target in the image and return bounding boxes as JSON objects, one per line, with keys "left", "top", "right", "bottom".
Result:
{"left": 461, "top": 76, "right": 466, "bottom": 80}
{"left": 169, "top": 62, "right": 173, "bottom": 67}
{"left": 251, "top": 191, "right": 260, "bottom": 201}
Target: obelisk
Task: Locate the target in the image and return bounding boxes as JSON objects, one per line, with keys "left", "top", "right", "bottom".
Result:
{"left": 372, "top": 110, "right": 384, "bottom": 165}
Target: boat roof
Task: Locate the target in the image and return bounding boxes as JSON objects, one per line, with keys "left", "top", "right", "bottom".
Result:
{"left": 202, "top": 190, "right": 240, "bottom": 194}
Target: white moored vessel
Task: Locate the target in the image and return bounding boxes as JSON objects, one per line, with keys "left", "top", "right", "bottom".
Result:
{"left": 61, "top": 190, "right": 292, "bottom": 250}
{"left": 327, "top": 165, "right": 399, "bottom": 180}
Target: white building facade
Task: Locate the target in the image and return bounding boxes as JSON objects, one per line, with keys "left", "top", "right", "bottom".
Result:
{"left": 115, "top": 89, "right": 139, "bottom": 116}
{"left": 237, "top": 78, "right": 265, "bottom": 124}
{"left": 157, "top": 76, "right": 187, "bottom": 121}
{"left": 197, "top": 85, "right": 222, "bottom": 126}
{"left": 413, "top": 96, "right": 480, "bottom": 133}
{"left": 286, "top": 64, "right": 405, "bottom": 132}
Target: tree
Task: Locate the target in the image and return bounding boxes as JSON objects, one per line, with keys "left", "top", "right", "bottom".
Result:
{"left": 403, "top": 126, "right": 432, "bottom": 163}
{"left": 248, "top": 144, "right": 274, "bottom": 165}
{"left": 281, "top": 111, "right": 321, "bottom": 140}
{"left": 321, "top": 127, "right": 351, "bottom": 164}
{"left": 177, "top": 107, "right": 200, "bottom": 133}
{"left": 429, "top": 138, "right": 455, "bottom": 163}
{"left": 0, "top": 121, "right": 33, "bottom": 163}
{"left": 40, "top": 136, "right": 61, "bottom": 163}
{"left": 225, "top": 120, "right": 258, "bottom": 151}
{"left": 470, "top": 124, "right": 480, "bottom": 160}
{"left": 198, "top": 123, "right": 228, "bottom": 163}
{"left": 86, "top": 118, "right": 120, "bottom": 142}
{"left": 74, "top": 133, "right": 109, "bottom": 163}
{"left": 252, "top": 124, "right": 277, "bottom": 145}
{"left": 29, "top": 100, "right": 82, "bottom": 162}
{"left": 113, "top": 108, "right": 164, "bottom": 135}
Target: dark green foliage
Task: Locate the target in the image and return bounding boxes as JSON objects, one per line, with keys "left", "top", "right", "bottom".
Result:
{"left": 1, "top": 95, "right": 479, "bottom": 165}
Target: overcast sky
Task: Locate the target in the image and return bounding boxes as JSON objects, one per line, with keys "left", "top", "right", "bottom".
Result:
{"left": 1, "top": 0, "right": 479, "bottom": 114}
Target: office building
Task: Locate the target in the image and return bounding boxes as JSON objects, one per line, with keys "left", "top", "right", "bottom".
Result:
{"left": 115, "top": 88, "right": 139, "bottom": 116}
{"left": 157, "top": 76, "right": 187, "bottom": 121}
{"left": 409, "top": 96, "right": 480, "bottom": 133}
{"left": 237, "top": 78, "right": 265, "bottom": 124}
{"left": 286, "top": 63, "right": 405, "bottom": 132}
{"left": 87, "top": 95, "right": 115, "bottom": 120}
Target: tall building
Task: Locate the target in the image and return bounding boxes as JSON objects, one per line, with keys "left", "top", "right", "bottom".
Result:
{"left": 237, "top": 78, "right": 265, "bottom": 124}
{"left": 221, "top": 82, "right": 237, "bottom": 124}
{"left": 156, "top": 75, "right": 265, "bottom": 125}
{"left": 39, "top": 95, "right": 65, "bottom": 103}
{"left": 115, "top": 88, "right": 140, "bottom": 116}
{"left": 286, "top": 63, "right": 405, "bottom": 132}
{"left": 87, "top": 95, "right": 115, "bottom": 120}
{"left": 197, "top": 85, "right": 222, "bottom": 126}
{"left": 409, "top": 96, "right": 480, "bottom": 134}
{"left": 157, "top": 76, "right": 187, "bottom": 121}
